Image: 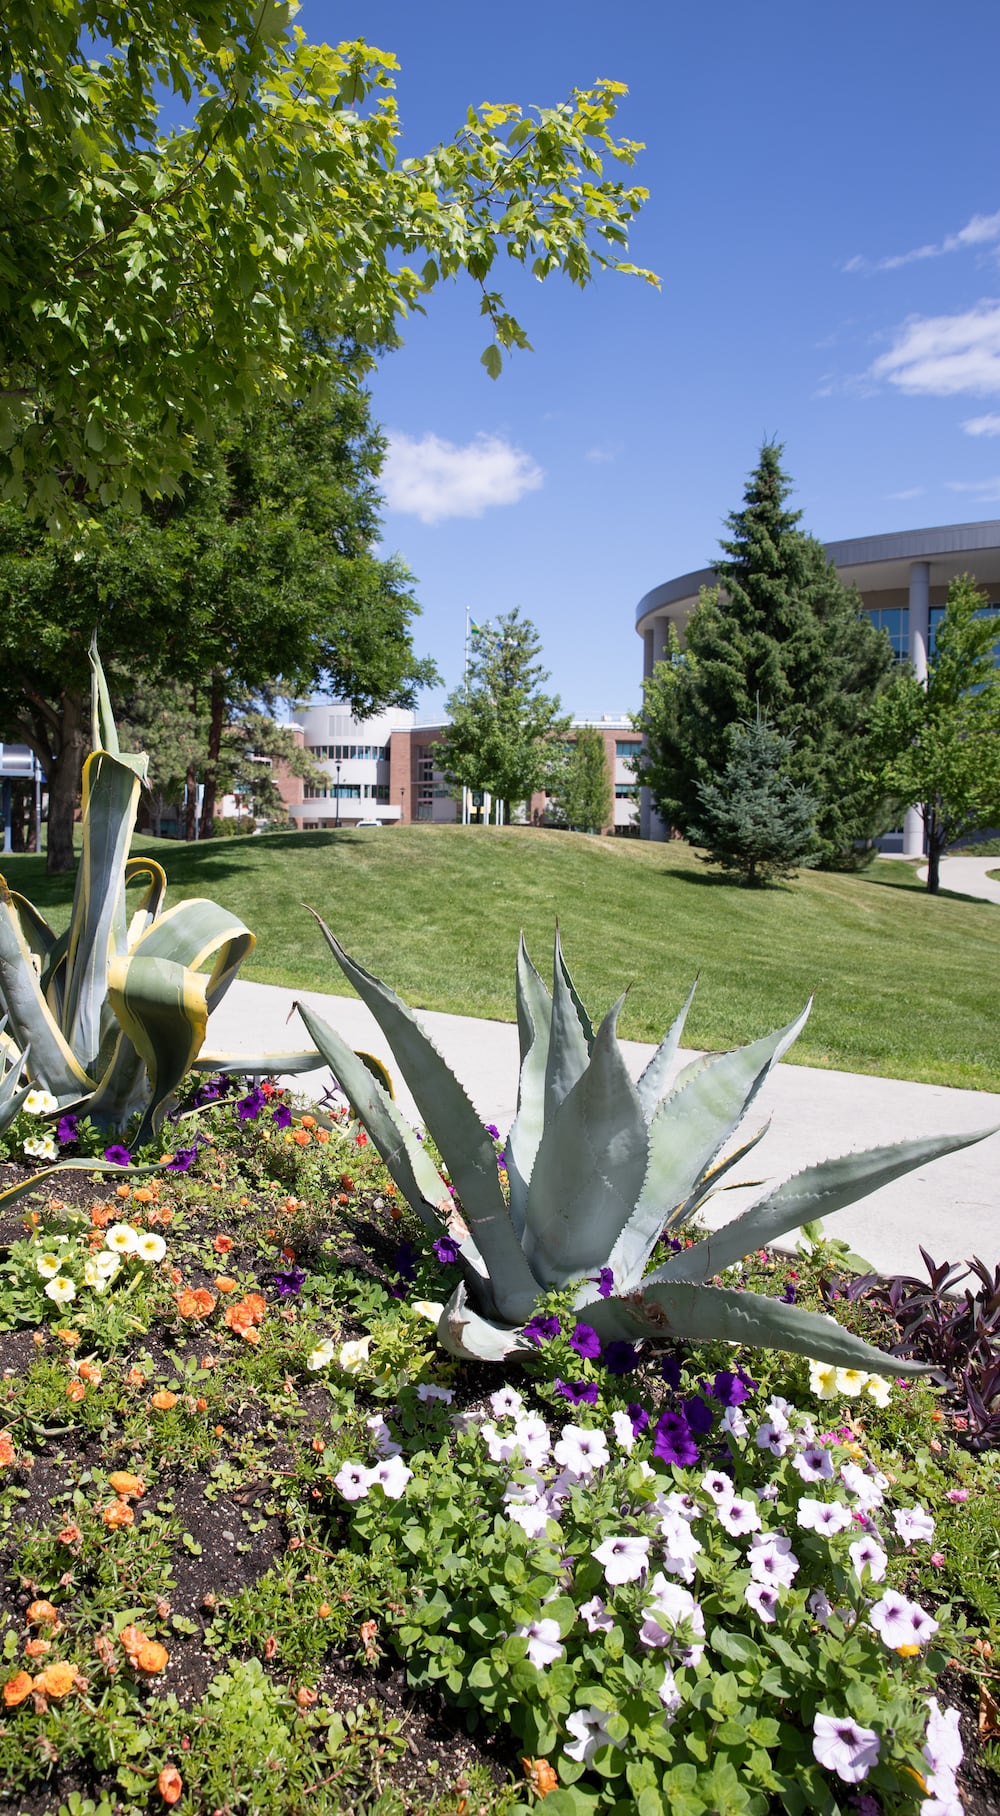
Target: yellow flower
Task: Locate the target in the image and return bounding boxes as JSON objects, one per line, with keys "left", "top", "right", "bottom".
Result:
{"left": 864, "top": 1372, "right": 892, "bottom": 1407}
{"left": 834, "top": 1368, "right": 867, "bottom": 1398}
{"left": 808, "top": 1359, "right": 839, "bottom": 1399}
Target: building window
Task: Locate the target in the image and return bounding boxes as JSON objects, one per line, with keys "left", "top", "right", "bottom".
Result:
{"left": 615, "top": 785, "right": 637, "bottom": 800}
{"left": 615, "top": 739, "right": 638, "bottom": 757}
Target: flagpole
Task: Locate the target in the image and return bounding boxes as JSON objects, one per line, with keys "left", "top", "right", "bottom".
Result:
{"left": 461, "top": 605, "right": 470, "bottom": 825}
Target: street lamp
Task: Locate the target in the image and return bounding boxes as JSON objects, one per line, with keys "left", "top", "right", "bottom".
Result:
{"left": 334, "top": 759, "right": 341, "bottom": 829}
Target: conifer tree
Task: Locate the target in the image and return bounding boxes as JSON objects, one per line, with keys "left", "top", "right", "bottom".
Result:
{"left": 687, "top": 714, "right": 818, "bottom": 886}
{"left": 549, "top": 725, "right": 613, "bottom": 832}
{"left": 635, "top": 444, "right": 895, "bottom": 865}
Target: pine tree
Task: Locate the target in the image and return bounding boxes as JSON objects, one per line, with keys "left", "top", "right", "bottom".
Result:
{"left": 687, "top": 714, "right": 819, "bottom": 886}
{"left": 438, "top": 611, "right": 570, "bottom": 822}
{"left": 635, "top": 444, "right": 895, "bottom": 866}
{"left": 548, "top": 725, "right": 613, "bottom": 832}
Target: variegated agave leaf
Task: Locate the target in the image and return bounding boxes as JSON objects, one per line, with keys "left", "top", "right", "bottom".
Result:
{"left": 0, "top": 1018, "right": 30, "bottom": 1133}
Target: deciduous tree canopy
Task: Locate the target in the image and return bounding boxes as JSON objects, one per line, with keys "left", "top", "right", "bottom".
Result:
{"left": 438, "top": 611, "right": 570, "bottom": 823}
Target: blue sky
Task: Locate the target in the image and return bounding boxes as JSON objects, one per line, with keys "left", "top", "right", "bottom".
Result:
{"left": 299, "top": 0, "right": 1000, "bottom": 721}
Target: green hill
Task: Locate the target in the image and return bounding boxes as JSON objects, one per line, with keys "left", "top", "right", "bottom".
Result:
{"left": 4, "top": 825, "right": 998, "bottom": 1090}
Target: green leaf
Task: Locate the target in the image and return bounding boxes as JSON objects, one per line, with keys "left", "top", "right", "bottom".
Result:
{"left": 480, "top": 343, "right": 503, "bottom": 379}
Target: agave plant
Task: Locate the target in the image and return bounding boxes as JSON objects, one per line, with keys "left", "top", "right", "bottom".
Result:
{"left": 297, "top": 921, "right": 995, "bottom": 1374}
{"left": 0, "top": 641, "right": 322, "bottom": 1212}
{"left": 0, "top": 1016, "right": 30, "bottom": 1135}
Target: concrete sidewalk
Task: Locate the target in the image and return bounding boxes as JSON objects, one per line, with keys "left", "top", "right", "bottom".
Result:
{"left": 206, "top": 979, "right": 1000, "bottom": 1281}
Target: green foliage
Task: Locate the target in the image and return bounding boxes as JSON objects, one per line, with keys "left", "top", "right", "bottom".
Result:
{"left": 634, "top": 444, "right": 896, "bottom": 867}
{"left": 297, "top": 924, "right": 990, "bottom": 1371}
{"left": 868, "top": 574, "right": 1000, "bottom": 892}
{"left": 438, "top": 611, "right": 572, "bottom": 821}
{"left": 548, "top": 727, "right": 614, "bottom": 833}
{"left": 688, "top": 714, "right": 818, "bottom": 886}
{"left": 1, "top": 8, "right": 655, "bottom": 530}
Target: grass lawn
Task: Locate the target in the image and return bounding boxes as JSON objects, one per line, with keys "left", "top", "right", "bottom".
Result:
{"left": 3, "top": 827, "right": 999, "bottom": 1091}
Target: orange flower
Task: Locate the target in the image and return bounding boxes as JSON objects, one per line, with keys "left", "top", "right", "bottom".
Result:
{"left": 213, "top": 1276, "right": 237, "bottom": 1293}
{"left": 116, "top": 1183, "right": 132, "bottom": 1199}
{"left": 300, "top": 1115, "right": 317, "bottom": 1130}
{"left": 103, "top": 1499, "right": 134, "bottom": 1529}
{"left": 311, "top": 1436, "right": 325, "bottom": 1454}
{"left": 26, "top": 1601, "right": 60, "bottom": 1627}
{"left": 136, "top": 1640, "right": 169, "bottom": 1674}
{"left": 176, "top": 1288, "right": 216, "bottom": 1319}
{"left": 34, "top": 1661, "right": 77, "bottom": 1699}
{"left": 151, "top": 1390, "right": 177, "bottom": 1411}
{"left": 292, "top": 1129, "right": 310, "bottom": 1147}
{"left": 25, "top": 1638, "right": 51, "bottom": 1658}
{"left": 238, "top": 1196, "right": 249, "bottom": 1208}
{"left": 90, "top": 1204, "right": 113, "bottom": 1227}
{"left": 315, "top": 1129, "right": 330, "bottom": 1145}
{"left": 158, "top": 1206, "right": 173, "bottom": 1226}
{"left": 66, "top": 1381, "right": 86, "bottom": 1403}
{"left": 56, "top": 1328, "right": 81, "bottom": 1346}
{"left": 195, "top": 1397, "right": 208, "bottom": 1412}
{"left": 120, "top": 1624, "right": 147, "bottom": 1659}
{"left": 240, "top": 1326, "right": 261, "bottom": 1345}
{"left": 214, "top": 1425, "right": 224, "bottom": 1437}
{"left": 78, "top": 1361, "right": 102, "bottom": 1384}
{"left": 58, "top": 1524, "right": 81, "bottom": 1546}
{"left": 224, "top": 1293, "right": 266, "bottom": 1336}
{"left": 340, "top": 1175, "right": 354, "bottom": 1190}
{"left": 2, "top": 1671, "right": 33, "bottom": 1707}
{"left": 214, "top": 1235, "right": 234, "bottom": 1254}
{"left": 158, "top": 1766, "right": 183, "bottom": 1805}
{"left": 169, "top": 1267, "right": 182, "bottom": 1284}
{"left": 108, "top": 1470, "right": 145, "bottom": 1498}
{"left": 132, "top": 1187, "right": 153, "bottom": 1204}
{"left": 296, "top": 1685, "right": 318, "bottom": 1708}
{"left": 282, "top": 1197, "right": 299, "bottom": 1215}
{"left": 0, "top": 1433, "right": 15, "bottom": 1466}
{"left": 522, "top": 1759, "right": 558, "bottom": 1797}
{"left": 336, "top": 1194, "right": 349, "bottom": 1206}
{"left": 125, "top": 1366, "right": 147, "bottom": 1388}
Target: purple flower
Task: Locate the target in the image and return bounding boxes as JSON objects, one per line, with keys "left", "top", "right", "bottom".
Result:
{"left": 603, "top": 1340, "right": 640, "bottom": 1377}
{"left": 591, "top": 1266, "right": 614, "bottom": 1299}
{"left": 653, "top": 1410, "right": 699, "bottom": 1468}
{"left": 56, "top": 1114, "right": 78, "bottom": 1145}
{"left": 569, "top": 1322, "right": 601, "bottom": 1361}
{"left": 554, "top": 1378, "right": 599, "bottom": 1405}
{"left": 484, "top": 1123, "right": 501, "bottom": 1140}
{"left": 812, "top": 1713, "right": 881, "bottom": 1785}
{"left": 524, "top": 1313, "right": 561, "bottom": 1346}
{"left": 660, "top": 1354, "right": 683, "bottom": 1390}
{"left": 433, "top": 1236, "right": 461, "bottom": 1266}
{"left": 103, "top": 1145, "right": 131, "bottom": 1166}
{"left": 271, "top": 1266, "right": 306, "bottom": 1298}
{"left": 237, "top": 1087, "right": 266, "bottom": 1121}
{"left": 709, "top": 1370, "right": 750, "bottom": 1406}
{"left": 394, "top": 1240, "right": 418, "bottom": 1281}
{"left": 271, "top": 1104, "right": 293, "bottom": 1128}
{"left": 193, "top": 1081, "right": 221, "bottom": 1107}
{"left": 683, "top": 1395, "right": 714, "bottom": 1435}
{"left": 166, "top": 1146, "right": 198, "bottom": 1173}
{"left": 780, "top": 1284, "right": 797, "bottom": 1303}
{"left": 627, "top": 1402, "right": 650, "bottom": 1436}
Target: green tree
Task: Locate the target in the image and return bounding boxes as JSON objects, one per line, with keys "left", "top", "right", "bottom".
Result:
{"left": 634, "top": 444, "right": 896, "bottom": 866}
{"left": 438, "top": 611, "right": 571, "bottom": 824}
{"left": 548, "top": 725, "right": 613, "bottom": 832}
{"left": 868, "top": 574, "right": 1000, "bottom": 893}
{"left": 2, "top": 6, "right": 654, "bottom": 530}
{"left": 687, "top": 713, "right": 819, "bottom": 887}
{"left": 0, "top": 385, "right": 434, "bottom": 868}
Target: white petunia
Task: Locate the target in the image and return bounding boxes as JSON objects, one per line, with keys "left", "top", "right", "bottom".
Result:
{"left": 893, "top": 1504, "right": 935, "bottom": 1547}
{"left": 870, "top": 1589, "right": 938, "bottom": 1649}
{"left": 515, "top": 1617, "right": 564, "bottom": 1670}
{"left": 368, "top": 1455, "right": 412, "bottom": 1499}
{"left": 840, "top": 1460, "right": 886, "bottom": 1510}
{"left": 610, "top": 1408, "right": 636, "bottom": 1452}
{"left": 812, "top": 1712, "right": 880, "bottom": 1784}
{"left": 23, "top": 1134, "right": 58, "bottom": 1161}
{"left": 657, "top": 1665, "right": 682, "bottom": 1720}
{"left": 792, "top": 1444, "right": 835, "bottom": 1484}
{"left": 410, "top": 1299, "right": 443, "bottom": 1322}
{"left": 744, "top": 1580, "right": 781, "bottom": 1623}
{"left": 334, "top": 1461, "right": 372, "bottom": 1500}
{"left": 715, "top": 1495, "right": 762, "bottom": 1538}
{"left": 306, "top": 1339, "right": 336, "bottom": 1371}
{"left": 24, "top": 1089, "right": 59, "bottom": 1115}
{"left": 134, "top": 1231, "right": 167, "bottom": 1263}
{"left": 513, "top": 1414, "right": 551, "bottom": 1468}
{"left": 415, "top": 1382, "right": 453, "bottom": 1404}
{"left": 481, "top": 1421, "right": 518, "bottom": 1464}
{"left": 44, "top": 1275, "right": 76, "bottom": 1305}
{"left": 755, "top": 1419, "right": 794, "bottom": 1458}
{"left": 579, "top": 1595, "right": 614, "bottom": 1634}
{"left": 507, "top": 1499, "right": 554, "bottom": 1538}
{"left": 639, "top": 1575, "right": 705, "bottom": 1665}
{"left": 338, "top": 1337, "right": 371, "bottom": 1374}
{"left": 105, "top": 1223, "right": 140, "bottom": 1255}
{"left": 748, "top": 1533, "right": 799, "bottom": 1587}
{"left": 35, "top": 1252, "right": 63, "bottom": 1279}
{"left": 849, "top": 1535, "right": 888, "bottom": 1583}
{"left": 564, "top": 1707, "right": 618, "bottom": 1764}
{"left": 95, "top": 1250, "right": 121, "bottom": 1279}
{"left": 796, "top": 1498, "right": 853, "bottom": 1537}
{"left": 366, "top": 1413, "right": 402, "bottom": 1457}
{"left": 552, "top": 1424, "right": 610, "bottom": 1477}
{"left": 658, "top": 1512, "right": 702, "bottom": 1583}
{"left": 592, "top": 1534, "right": 650, "bottom": 1585}
{"left": 700, "top": 1469, "right": 733, "bottom": 1503}
{"left": 489, "top": 1386, "right": 524, "bottom": 1419}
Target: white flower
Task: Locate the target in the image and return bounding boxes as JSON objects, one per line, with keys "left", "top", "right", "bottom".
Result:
{"left": 94, "top": 1250, "right": 121, "bottom": 1280}
{"left": 513, "top": 1414, "right": 551, "bottom": 1468}
{"left": 755, "top": 1418, "right": 794, "bottom": 1458}
{"left": 657, "top": 1665, "right": 682, "bottom": 1720}
{"left": 870, "top": 1589, "right": 939, "bottom": 1649}
{"left": 639, "top": 1575, "right": 705, "bottom": 1665}
{"left": 306, "top": 1339, "right": 336, "bottom": 1371}
{"left": 715, "top": 1496, "right": 762, "bottom": 1538}
{"left": 44, "top": 1275, "right": 76, "bottom": 1306}
{"left": 744, "top": 1580, "right": 781, "bottom": 1623}
{"left": 83, "top": 1258, "right": 112, "bottom": 1293}
{"left": 792, "top": 1444, "right": 835, "bottom": 1484}
{"left": 334, "top": 1461, "right": 372, "bottom": 1501}
{"left": 748, "top": 1534, "right": 799, "bottom": 1587}
{"left": 808, "top": 1586, "right": 833, "bottom": 1627}
{"left": 515, "top": 1617, "right": 564, "bottom": 1670}
{"left": 610, "top": 1408, "right": 635, "bottom": 1452}
{"left": 719, "top": 1404, "right": 748, "bottom": 1440}
{"left": 481, "top": 1421, "right": 518, "bottom": 1464}
{"left": 849, "top": 1535, "right": 888, "bottom": 1583}
{"left": 338, "top": 1337, "right": 371, "bottom": 1374}
{"left": 366, "top": 1413, "right": 402, "bottom": 1457}
{"left": 658, "top": 1512, "right": 702, "bottom": 1582}
{"left": 796, "top": 1498, "right": 853, "bottom": 1536}
{"left": 564, "top": 1707, "right": 618, "bottom": 1764}
{"left": 840, "top": 1460, "right": 886, "bottom": 1510}
{"left": 808, "top": 1359, "right": 840, "bottom": 1400}
{"left": 552, "top": 1424, "right": 610, "bottom": 1477}
{"left": 834, "top": 1367, "right": 868, "bottom": 1398}
{"left": 700, "top": 1469, "right": 733, "bottom": 1503}
{"left": 368, "top": 1455, "right": 412, "bottom": 1499}
{"left": 415, "top": 1382, "right": 453, "bottom": 1404}
{"left": 24, "top": 1089, "right": 58, "bottom": 1115}
{"left": 812, "top": 1712, "right": 880, "bottom": 1784}
{"left": 23, "top": 1134, "right": 58, "bottom": 1161}
{"left": 923, "top": 1695, "right": 964, "bottom": 1808}
{"left": 489, "top": 1386, "right": 524, "bottom": 1419}
{"left": 893, "top": 1504, "right": 935, "bottom": 1547}
{"left": 863, "top": 1372, "right": 892, "bottom": 1407}
{"left": 410, "top": 1299, "right": 443, "bottom": 1322}
{"left": 105, "top": 1223, "right": 140, "bottom": 1254}
{"left": 134, "top": 1231, "right": 167, "bottom": 1263}
{"left": 35, "top": 1251, "right": 63, "bottom": 1279}
{"left": 592, "top": 1534, "right": 650, "bottom": 1585}
{"left": 658, "top": 1490, "right": 699, "bottom": 1522}
{"left": 579, "top": 1595, "right": 614, "bottom": 1634}
{"left": 507, "top": 1499, "right": 554, "bottom": 1538}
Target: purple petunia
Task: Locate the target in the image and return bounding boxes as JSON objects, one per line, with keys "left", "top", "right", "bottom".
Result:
{"left": 603, "top": 1340, "right": 640, "bottom": 1376}
{"left": 394, "top": 1240, "right": 418, "bottom": 1281}
{"left": 569, "top": 1322, "right": 601, "bottom": 1362}
{"left": 627, "top": 1402, "right": 650, "bottom": 1436}
{"left": 660, "top": 1354, "right": 683, "bottom": 1390}
{"left": 653, "top": 1410, "right": 699, "bottom": 1468}
{"left": 433, "top": 1236, "right": 461, "bottom": 1266}
{"left": 683, "top": 1394, "right": 715, "bottom": 1435}
{"left": 591, "top": 1266, "right": 614, "bottom": 1299}
{"left": 103, "top": 1145, "right": 131, "bottom": 1166}
{"left": 709, "top": 1368, "right": 755, "bottom": 1404}
{"left": 166, "top": 1146, "right": 198, "bottom": 1173}
{"left": 56, "top": 1114, "right": 78, "bottom": 1145}
{"left": 524, "top": 1314, "right": 561, "bottom": 1346}
{"left": 554, "top": 1378, "right": 599, "bottom": 1405}
{"left": 236, "top": 1087, "right": 266, "bottom": 1121}
{"left": 271, "top": 1265, "right": 306, "bottom": 1298}
{"left": 484, "top": 1123, "right": 501, "bottom": 1140}
{"left": 271, "top": 1104, "right": 293, "bottom": 1128}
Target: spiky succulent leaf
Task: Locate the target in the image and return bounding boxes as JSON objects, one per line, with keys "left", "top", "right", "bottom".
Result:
{"left": 522, "top": 993, "right": 649, "bottom": 1287}
{"left": 608, "top": 1002, "right": 812, "bottom": 1291}
{"left": 648, "top": 1127, "right": 1000, "bottom": 1287}
{"left": 635, "top": 978, "right": 698, "bottom": 1122}
{"left": 575, "top": 1282, "right": 932, "bottom": 1377}
{"left": 123, "top": 856, "right": 168, "bottom": 946}
{"left": 0, "top": 1024, "right": 30, "bottom": 1133}
{"left": 437, "top": 1280, "right": 533, "bottom": 1361}
{"left": 308, "top": 913, "right": 539, "bottom": 1323}
{"left": 507, "top": 935, "right": 553, "bottom": 1238}
{"left": 675, "top": 1122, "right": 771, "bottom": 1225}
{"left": 105, "top": 955, "right": 210, "bottom": 1144}
{"left": 127, "top": 899, "right": 255, "bottom": 1015}
{"left": 194, "top": 1049, "right": 330, "bottom": 1075}
{"left": 544, "top": 926, "right": 592, "bottom": 1126}
{"left": 61, "top": 748, "right": 143, "bottom": 1073}
{"left": 556, "top": 930, "right": 594, "bottom": 1049}
{"left": 0, "top": 879, "right": 92, "bottom": 1101}
{"left": 294, "top": 999, "right": 451, "bottom": 1234}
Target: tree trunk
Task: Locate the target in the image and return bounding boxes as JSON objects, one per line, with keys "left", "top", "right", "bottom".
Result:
{"left": 198, "top": 674, "right": 225, "bottom": 840}
{"left": 184, "top": 763, "right": 198, "bottom": 842}
{"left": 925, "top": 807, "right": 941, "bottom": 893}
{"left": 44, "top": 692, "right": 87, "bottom": 874}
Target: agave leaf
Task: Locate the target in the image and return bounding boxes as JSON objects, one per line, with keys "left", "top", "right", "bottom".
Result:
{"left": 557, "top": 929, "right": 594, "bottom": 1049}
{"left": 106, "top": 955, "right": 210, "bottom": 1144}
{"left": 649, "top": 1127, "right": 1000, "bottom": 1287}
{"left": 522, "top": 993, "right": 649, "bottom": 1287}
{"left": 671, "top": 1122, "right": 771, "bottom": 1228}
{"left": 88, "top": 634, "right": 147, "bottom": 782}
{"left": 0, "top": 880, "right": 92, "bottom": 1100}
{"left": 0, "top": 1158, "right": 161, "bottom": 1215}
{"left": 608, "top": 1002, "right": 812, "bottom": 1292}
{"left": 123, "top": 856, "right": 168, "bottom": 945}
{"left": 4, "top": 891, "right": 58, "bottom": 966}
{"left": 62, "top": 749, "right": 142, "bottom": 1071}
{"left": 40, "top": 926, "right": 71, "bottom": 1021}
{"left": 436, "top": 1279, "right": 533, "bottom": 1362}
{"left": 301, "top": 930, "right": 539, "bottom": 1322}
{"left": 294, "top": 1000, "right": 451, "bottom": 1232}
{"left": 635, "top": 978, "right": 698, "bottom": 1122}
{"left": 127, "top": 899, "right": 255, "bottom": 1014}
{"left": 0, "top": 1030, "right": 30, "bottom": 1133}
{"left": 194, "top": 1049, "right": 328, "bottom": 1075}
{"left": 545, "top": 926, "right": 592, "bottom": 1125}
{"left": 576, "top": 1281, "right": 932, "bottom": 1377}
{"left": 507, "top": 934, "right": 553, "bottom": 1238}
{"left": 83, "top": 1023, "right": 149, "bottom": 1134}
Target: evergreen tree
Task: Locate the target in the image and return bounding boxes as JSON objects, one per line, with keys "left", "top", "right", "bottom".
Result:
{"left": 635, "top": 444, "right": 895, "bottom": 866}
{"left": 548, "top": 725, "right": 613, "bottom": 832}
{"left": 688, "top": 714, "right": 819, "bottom": 886}
{"left": 438, "top": 611, "right": 570, "bottom": 823}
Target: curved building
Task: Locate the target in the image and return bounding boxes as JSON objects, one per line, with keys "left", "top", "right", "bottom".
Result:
{"left": 635, "top": 519, "right": 1000, "bottom": 850}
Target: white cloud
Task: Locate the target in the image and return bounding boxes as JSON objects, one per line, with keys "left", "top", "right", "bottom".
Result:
{"left": 886, "top": 486, "right": 925, "bottom": 501}
{"left": 585, "top": 442, "right": 622, "bottom": 464}
{"left": 871, "top": 300, "right": 1000, "bottom": 397}
{"left": 382, "top": 431, "right": 543, "bottom": 524}
{"left": 961, "top": 412, "right": 1000, "bottom": 437}
{"left": 945, "top": 475, "right": 1000, "bottom": 503}
{"left": 845, "top": 209, "right": 1000, "bottom": 274}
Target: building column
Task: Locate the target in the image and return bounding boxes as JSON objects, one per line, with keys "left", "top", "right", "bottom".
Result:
{"left": 902, "top": 561, "right": 930, "bottom": 857}
{"left": 640, "top": 618, "right": 671, "bottom": 842}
